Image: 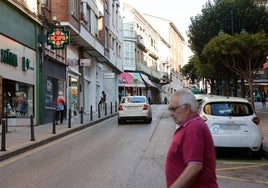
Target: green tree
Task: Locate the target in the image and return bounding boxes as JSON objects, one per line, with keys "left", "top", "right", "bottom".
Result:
{"left": 187, "top": 0, "right": 268, "bottom": 97}
{"left": 203, "top": 32, "right": 268, "bottom": 106}
{"left": 181, "top": 56, "right": 198, "bottom": 84}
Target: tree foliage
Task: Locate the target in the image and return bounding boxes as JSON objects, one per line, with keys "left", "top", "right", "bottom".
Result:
{"left": 188, "top": 0, "right": 268, "bottom": 55}
{"left": 185, "top": 0, "right": 268, "bottom": 99}
{"left": 181, "top": 56, "right": 198, "bottom": 84}
{"left": 203, "top": 32, "right": 268, "bottom": 105}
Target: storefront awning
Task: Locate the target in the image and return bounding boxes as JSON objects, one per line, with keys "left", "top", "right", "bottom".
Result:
{"left": 118, "top": 72, "right": 145, "bottom": 87}
{"left": 140, "top": 74, "right": 156, "bottom": 87}
{"left": 140, "top": 73, "right": 164, "bottom": 92}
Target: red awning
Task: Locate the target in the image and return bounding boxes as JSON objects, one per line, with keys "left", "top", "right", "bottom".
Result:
{"left": 118, "top": 72, "right": 145, "bottom": 87}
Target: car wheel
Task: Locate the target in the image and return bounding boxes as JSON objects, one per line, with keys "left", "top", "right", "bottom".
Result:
{"left": 147, "top": 118, "right": 152, "bottom": 124}
{"left": 252, "top": 145, "right": 263, "bottom": 160}
{"left": 118, "top": 119, "right": 123, "bottom": 124}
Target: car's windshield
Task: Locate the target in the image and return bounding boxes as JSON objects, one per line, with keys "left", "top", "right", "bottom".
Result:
{"left": 203, "top": 102, "right": 253, "bottom": 116}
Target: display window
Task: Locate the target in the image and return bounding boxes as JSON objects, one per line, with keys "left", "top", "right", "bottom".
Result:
{"left": 45, "top": 76, "right": 65, "bottom": 108}
{"left": 69, "top": 77, "right": 78, "bottom": 116}
{"left": 2, "top": 79, "right": 34, "bottom": 118}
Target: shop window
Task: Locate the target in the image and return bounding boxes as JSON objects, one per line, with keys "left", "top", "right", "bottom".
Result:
{"left": 45, "top": 76, "right": 65, "bottom": 108}
{"left": 2, "top": 79, "right": 34, "bottom": 118}
{"left": 70, "top": 77, "right": 78, "bottom": 116}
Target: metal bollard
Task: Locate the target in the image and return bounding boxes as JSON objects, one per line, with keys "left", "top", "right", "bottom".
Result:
{"left": 80, "top": 107, "right": 84, "bottom": 124}
{"left": 52, "top": 109, "right": 56, "bottom": 134}
{"left": 30, "top": 115, "right": 35, "bottom": 141}
{"left": 105, "top": 103, "right": 107, "bottom": 116}
{"left": 98, "top": 104, "right": 101, "bottom": 118}
{"left": 90, "top": 105, "right": 93, "bottom": 121}
{"left": 5, "top": 116, "right": 8, "bottom": 133}
{"left": 110, "top": 102, "right": 113, "bottom": 114}
{"left": 115, "top": 101, "right": 117, "bottom": 112}
{"left": 68, "top": 108, "right": 71, "bottom": 128}
{"left": 1, "top": 120, "right": 6, "bottom": 151}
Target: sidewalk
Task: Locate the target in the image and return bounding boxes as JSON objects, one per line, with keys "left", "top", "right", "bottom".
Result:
{"left": 255, "top": 102, "right": 268, "bottom": 159}
{"left": 0, "top": 103, "right": 268, "bottom": 162}
{"left": 0, "top": 110, "right": 117, "bottom": 162}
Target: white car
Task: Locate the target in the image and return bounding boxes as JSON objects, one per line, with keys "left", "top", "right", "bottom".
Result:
{"left": 194, "top": 94, "right": 207, "bottom": 106}
{"left": 198, "top": 95, "right": 263, "bottom": 159}
{"left": 118, "top": 96, "right": 152, "bottom": 124}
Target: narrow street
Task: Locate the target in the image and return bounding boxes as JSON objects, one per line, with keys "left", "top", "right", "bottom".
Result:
{"left": 0, "top": 105, "right": 172, "bottom": 188}
{"left": 0, "top": 104, "right": 268, "bottom": 188}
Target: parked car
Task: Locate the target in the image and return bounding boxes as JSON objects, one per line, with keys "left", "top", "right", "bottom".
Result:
{"left": 198, "top": 95, "right": 263, "bottom": 159}
{"left": 118, "top": 95, "right": 152, "bottom": 124}
{"left": 194, "top": 94, "right": 207, "bottom": 106}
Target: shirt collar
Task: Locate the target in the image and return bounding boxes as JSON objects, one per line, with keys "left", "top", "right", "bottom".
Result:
{"left": 178, "top": 113, "right": 200, "bottom": 129}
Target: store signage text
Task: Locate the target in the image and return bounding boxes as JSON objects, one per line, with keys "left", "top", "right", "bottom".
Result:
{"left": 47, "top": 27, "right": 70, "bottom": 49}
{"left": 0, "top": 49, "right": 34, "bottom": 71}
{"left": 0, "top": 49, "right": 18, "bottom": 67}
{"left": 22, "top": 57, "right": 34, "bottom": 71}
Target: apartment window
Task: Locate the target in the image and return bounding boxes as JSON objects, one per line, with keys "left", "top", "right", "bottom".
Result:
{"left": 123, "top": 22, "right": 134, "bottom": 38}
{"left": 109, "top": 33, "right": 112, "bottom": 48}
{"left": 86, "top": 6, "right": 91, "bottom": 32}
{"left": 117, "top": 43, "right": 121, "bottom": 57}
{"left": 124, "top": 41, "right": 135, "bottom": 66}
{"left": 94, "top": 15, "right": 99, "bottom": 36}
{"left": 105, "top": 27, "right": 109, "bottom": 49}
{"left": 40, "top": 0, "right": 48, "bottom": 7}
{"left": 116, "top": 9, "right": 118, "bottom": 29}
{"left": 112, "top": 38, "right": 115, "bottom": 50}
{"left": 71, "top": 0, "right": 78, "bottom": 17}
{"left": 112, "top": 2, "right": 115, "bottom": 26}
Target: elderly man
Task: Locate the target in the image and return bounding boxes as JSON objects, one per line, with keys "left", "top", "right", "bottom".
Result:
{"left": 165, "top": 88, "right": 218, "bottom": 188}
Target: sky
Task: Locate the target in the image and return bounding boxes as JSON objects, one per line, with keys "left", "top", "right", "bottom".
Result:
{"left": 122, "top": 0, "right": 208, "bottom": 40}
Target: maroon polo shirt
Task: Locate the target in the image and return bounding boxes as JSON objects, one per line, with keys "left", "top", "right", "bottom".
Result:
{"left": 165, "top": 114, "right": 218, "bottom": 188}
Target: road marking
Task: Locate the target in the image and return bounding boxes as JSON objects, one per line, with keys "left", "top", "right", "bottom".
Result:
{"left": 217, "top": 163, "right": 268, "bottom": 185}
{"left": 217, "top": 163, "right": 268, "bottom": 171}
{"left": 217, "top": 175, "right": 268, "bottom": 185}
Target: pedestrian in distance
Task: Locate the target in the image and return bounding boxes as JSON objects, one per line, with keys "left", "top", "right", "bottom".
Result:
{"left": 99, "top": 91, "right": 106, "bottom": 109}
{"left": 55, "top": 91, "right": 65, "bottom": 125}
{"left": 261, "top": 90, "right": 267, "bottom": 108}
{"left": 165, "top": 88, "right": 218, "bottom": 188}
{"left": 164, "top": 95, "right": 168, "bottom": 104}
{"left": 147, "top": 90, "right": 152, "bottom": 104}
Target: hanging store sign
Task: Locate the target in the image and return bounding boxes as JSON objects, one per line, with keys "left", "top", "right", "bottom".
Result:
{"left": 79, "top": 59, "right": 91, "bottom": 66}
{"left": 104, "top": 73, "right": 115, "bottom": 79}
{"left": 47, "top": 27, "right": 69, "bottom": 49}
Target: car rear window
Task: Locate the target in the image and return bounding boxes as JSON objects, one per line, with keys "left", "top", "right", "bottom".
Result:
{"left": 203, "top": 102, "right": 253, "bottom": 116}
{"left": 122, "top": 97, "right": 146, "bottom": 103}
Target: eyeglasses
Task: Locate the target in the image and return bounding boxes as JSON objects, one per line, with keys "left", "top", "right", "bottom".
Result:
{"left": 168, "top": 104, "right": 186, "bottom": 112}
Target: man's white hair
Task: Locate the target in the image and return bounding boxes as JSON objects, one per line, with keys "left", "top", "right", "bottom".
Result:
{"left": 172, "top": 88, "right": 198, "bottom": 112}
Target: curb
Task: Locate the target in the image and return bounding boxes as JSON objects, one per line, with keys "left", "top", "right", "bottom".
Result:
{"left": 0, "top": 114, "right": 116, "bottom": 162}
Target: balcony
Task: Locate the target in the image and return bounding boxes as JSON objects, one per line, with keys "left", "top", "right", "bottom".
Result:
{"left": 136, "top": 35, "right": 148, "bottom": 52}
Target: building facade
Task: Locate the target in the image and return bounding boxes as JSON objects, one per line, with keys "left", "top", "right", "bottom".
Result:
{"left": 0, "top": 0, "right": 124, "bottom": 126}
{"left": 45, "top": 0, "right": 124, "bottom": 122}
{"left": 142, "top": 14, "right": 186, "bottom": 96}
{"left": 122, "top": 3, "right": 171, "bottom": 103}
{"left": 0, "top": 0, "right": 39, "bottom": 126}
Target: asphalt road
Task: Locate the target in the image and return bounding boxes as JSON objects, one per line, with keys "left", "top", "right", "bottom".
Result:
{"left": 0, "top": 104, "right": 267, "bottom": 188}
{"left": 0, "top": 105, "right": 171, "bottom": 188}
